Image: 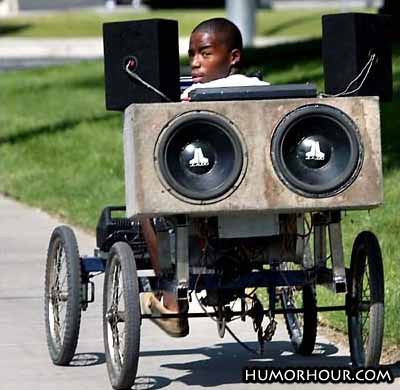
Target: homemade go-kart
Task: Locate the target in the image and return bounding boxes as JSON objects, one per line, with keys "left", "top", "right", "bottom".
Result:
{"left": 44, "top": 17, "right": 386, "bottom": 390}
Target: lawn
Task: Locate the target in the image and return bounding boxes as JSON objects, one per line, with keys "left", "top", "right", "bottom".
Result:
{"left": 0, "top": 28, "right": 399, "bottom": 348}
{"left": 0, "top": 8, "right": 375, "bottom": 38}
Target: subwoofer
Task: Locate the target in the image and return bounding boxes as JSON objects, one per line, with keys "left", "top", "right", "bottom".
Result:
{"left": 155, "top": 111, "right": 246, "bottom": 203}
{"left": 123, "top": 97, "right": 382, "bottom": 217}
{"left": 271, "top": 104, "right": 363, "bottom": 198}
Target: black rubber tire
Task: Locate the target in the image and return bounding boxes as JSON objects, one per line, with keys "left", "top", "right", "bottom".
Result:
{"left": 44, "top": 225, "right": 82, "bottom": 366}
{"left": 103, "top": 242, "right": 141, "bottom": 390}
{"left": 281, "top": 282, "right": 318, "bottom": 355}
{"left": 347, "top": 231, "right": 384, "bottom": 367}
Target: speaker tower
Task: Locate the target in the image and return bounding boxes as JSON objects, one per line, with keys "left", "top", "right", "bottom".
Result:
{"left": 322, "top": 13, "right": 392, "bottom": 102}
{"left": 103, "top": 19, "right": 181, "bottom": 111}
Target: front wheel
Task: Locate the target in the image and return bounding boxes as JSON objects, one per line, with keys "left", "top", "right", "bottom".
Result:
{"left": 44, "top": 225, "right": 82, "bottom": 365}
{"left": 103, "top": 242, "right": 141, "bottom": 390}
{"left": 347, "top": 231, "right": 384, "bottom": 367}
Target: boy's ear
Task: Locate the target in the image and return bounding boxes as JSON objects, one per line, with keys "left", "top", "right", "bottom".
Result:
{"left": 230, "top": 48, "right": 241, "bottom": 67}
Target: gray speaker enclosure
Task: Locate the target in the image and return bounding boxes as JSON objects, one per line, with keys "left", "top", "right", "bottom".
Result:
{"left": 123, "top": 97, "right": 383, "bottom": 218}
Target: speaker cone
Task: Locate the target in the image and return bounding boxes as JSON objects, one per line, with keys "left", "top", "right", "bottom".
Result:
{"left": 271, "top": 104, "right": 363, "bottom": 198}
{"left": 156, "top": 111, "right": 246, "bottom": 202}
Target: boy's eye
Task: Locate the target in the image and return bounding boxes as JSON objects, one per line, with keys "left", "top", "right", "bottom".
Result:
{"left": 201, "top": 51, "right": 211, "bottom": 57}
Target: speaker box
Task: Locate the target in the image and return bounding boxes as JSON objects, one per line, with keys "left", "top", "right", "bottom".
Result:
{"left": 103, "top": 19, "right": 180, "bottom": 111}
{"left": 322, "top": 13, "right": 392, "bottom": 102}
{"left": 123, "top": 97, "right": 383, "bottom": 218}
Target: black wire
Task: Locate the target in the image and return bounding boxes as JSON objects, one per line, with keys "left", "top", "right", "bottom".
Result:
{"left": 225, "top": 323, "right": 261, "bottom": 356}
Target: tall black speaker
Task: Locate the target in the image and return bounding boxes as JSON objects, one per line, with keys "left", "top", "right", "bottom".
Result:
{"left": 322, "top": 13, "right": 392, "bottom": 102}
{"left": 103, "top": 19, "right": 180, "bottom": 111}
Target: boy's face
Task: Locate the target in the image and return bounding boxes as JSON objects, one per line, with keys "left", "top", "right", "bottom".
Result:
{"left": 188, "top": 31, "right": 240, "bottom": 83}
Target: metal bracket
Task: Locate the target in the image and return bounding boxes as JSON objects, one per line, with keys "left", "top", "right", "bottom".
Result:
{"left": 295, "top": 214, "right": 305, "bottom": 263}
{"left": 156, "top": 230, "right": 173, "bottom": 273}
{"left": 81, "top": 281, "right": 95, "bottom": 311}
{"left": 328, "top": 212, "right": 347, "bottom": 293}
{"left": 313, "top": 213, "right": 327, "bottom": 268}
{"left": 175, "top": 218, "right": 189, "bottom": 300}
{"left": 296, "top": 214, "right": 313, "bottom": 269}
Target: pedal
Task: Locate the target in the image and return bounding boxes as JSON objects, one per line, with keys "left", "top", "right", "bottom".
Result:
{"left": 263, "top": 318, "right": 277, "bottom": 342}
{"left": 81, "top": 281, "right": 95, "bottom": 311}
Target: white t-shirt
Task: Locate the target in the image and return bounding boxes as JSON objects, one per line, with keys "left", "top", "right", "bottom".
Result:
{"left": 181, "top": 74, "right": 270, "bottom": 101}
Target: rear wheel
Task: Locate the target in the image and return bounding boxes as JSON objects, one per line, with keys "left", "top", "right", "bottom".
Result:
{"left": 103, "top": 242, "right": 141, "bottom": 390}
{"left": 44, "top": 226, "right": 82, "bottom": 365}
{"left": 347, "top": 231, "right": 384, "bottom": 367}
{"left": 279, "top": 259, "right": 317, "bottom": 355}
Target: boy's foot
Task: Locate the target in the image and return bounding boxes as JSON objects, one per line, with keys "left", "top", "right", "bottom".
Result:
{"left": 141, "top": 292, "right": 189, "bottom": 338}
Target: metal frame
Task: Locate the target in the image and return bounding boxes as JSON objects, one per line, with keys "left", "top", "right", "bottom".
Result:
{"left": 81, "top": 209, "right": 349, "bottom": 317}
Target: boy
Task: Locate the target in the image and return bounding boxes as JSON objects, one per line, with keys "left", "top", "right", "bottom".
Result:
{"left": 182, "top": 17, "right": 269, "bottom": 100}
{"left": 141, "top": 18, "right": 269, "bottom": 338}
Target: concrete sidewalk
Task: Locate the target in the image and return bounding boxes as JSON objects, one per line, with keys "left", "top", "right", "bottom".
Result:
{"left": 0, "top": 193, "right": 397, "bottom": 389}
{"left": 0, "top": 36, "right": 304, "bottom": 60}
{"left": 14, "top": 0, "right": 382, "bottom": 12}
{"left": 0, "top": 35, "right": 305, "bottom": 70}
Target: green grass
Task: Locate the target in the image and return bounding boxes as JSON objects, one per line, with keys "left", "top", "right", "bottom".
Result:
{"left": 0, "top": 61, "right": 125, "bottom": 228}
{"left": 0, "top": 38, "right": 399, "bottom": 347}
{"left": 0, "top": 8, "right": 375, "bottom": 38}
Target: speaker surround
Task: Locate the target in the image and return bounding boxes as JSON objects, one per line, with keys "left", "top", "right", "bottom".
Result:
{"left": 155, "top": 111, "right": 247, "bottom": 204}
{"left": 271, "top": 104, "right": 363, "bottom": 198}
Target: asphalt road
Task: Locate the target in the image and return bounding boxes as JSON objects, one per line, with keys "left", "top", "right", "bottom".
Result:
{"left": 0, "top": 194, "right": 398, "bottom": 389}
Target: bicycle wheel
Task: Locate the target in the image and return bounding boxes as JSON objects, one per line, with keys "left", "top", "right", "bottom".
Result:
{"left": 347, "top": 231, "right": 384, "bottom": 367}
{"left": 44, "top": 225, "right": 82, "bottom": 365}
{"left": 103, "top": 242, "right": 141, "bottom": 390}
{"left": 279, "top": 257, "right": 317, "bottom": 355}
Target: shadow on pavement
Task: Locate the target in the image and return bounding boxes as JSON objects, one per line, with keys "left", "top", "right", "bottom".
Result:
{"left": 137, "top": 340, "right": 352, "bottom": 388}
{"left": 133, "top": 376, "right": 172, "bottom": 390}
{"left": 70, "top": 352, "right": 106, "bottom": 367}
{"left": 385, "top": 361, "right": 400, "bottom": 378}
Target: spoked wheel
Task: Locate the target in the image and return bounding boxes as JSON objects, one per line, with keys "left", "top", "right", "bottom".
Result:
{"left": 347, "top": 231, "right": 384, "bottom": 367}
{"left": 279, "top": 262, "right": 317, "bottom": 355}
{"left": 103, "top": 242, "right": 141, "bottom": 390}
{"left": 44, "top": 225, "right": 82, "bottom": 365}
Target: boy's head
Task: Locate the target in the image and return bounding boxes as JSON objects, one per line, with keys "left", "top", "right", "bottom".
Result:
{"left": 189, "top": 18, "right": 243, "bottom": 84}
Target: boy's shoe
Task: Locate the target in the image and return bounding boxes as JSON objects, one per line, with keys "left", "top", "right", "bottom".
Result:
{"left": 141, "top": 292, "right": 189, "bottom": 338}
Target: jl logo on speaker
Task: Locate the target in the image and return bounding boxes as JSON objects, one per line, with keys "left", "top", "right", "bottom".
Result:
{"left": 304, "top": 139, "right": 325, "bottom": 161}
{"left": 189, "top": 147, "right": 210, "bottom": 167}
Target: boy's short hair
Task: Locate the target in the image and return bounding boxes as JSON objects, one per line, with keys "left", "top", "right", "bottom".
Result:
{"left": 191, "top": 17, "right": 243, "bottom": 52}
